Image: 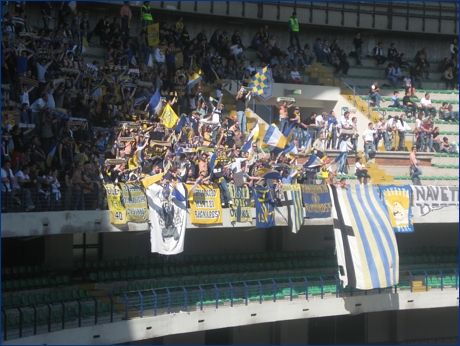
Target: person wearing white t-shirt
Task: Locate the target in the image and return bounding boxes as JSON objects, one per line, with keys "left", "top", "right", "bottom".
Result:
{"left": 395, "top": 114, "right": 412, "bottom": 151}
{"left": 290, "top": 67, "right": 303, "bottom": 84}
{"left": 362, "top": 122, "right": 377, "bottom": 161}
{"left": 12, "top": 165, "right": 35, "bottom": 210}
{"left": 355, "top": 157, "right": 371, "bottom": 185}
{"left": 420, "top": 93, "right": 436, "bottom": 118}
{"left": 315, "top": 112, "right": 327, "bottom": 138}
{"left": 337, "top": 135, "right": 349, "bottom": 176}
{"left": 1, "top": 161, "right": 14, "bottom": 194}
{"left": 30, "top": 93, "right": 49, "bottom": 133}
{"left": 19, "top": 84, "right": 34, "bottom": 107}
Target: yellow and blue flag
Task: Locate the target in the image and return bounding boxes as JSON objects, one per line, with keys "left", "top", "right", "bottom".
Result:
{"left": 161, "top": 104, "right": 179, "bottom": 129}
{"left": 262, "top": 124, "right": 287, "bottom": 150}
{"left": 249, "top": 67, "right": 268, "bottom": 96}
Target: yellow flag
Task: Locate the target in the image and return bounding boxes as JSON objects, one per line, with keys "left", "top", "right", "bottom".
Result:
{"left": 147, "top": 23, "right": 160, "bottom": 47}
{"left": 161, "top": 104, "right": 179, "bottom": 129}
{"left": 141, "top": 172, "right": 165, "bottom": 188}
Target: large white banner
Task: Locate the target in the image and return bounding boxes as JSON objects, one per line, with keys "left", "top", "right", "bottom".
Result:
{"left": 146, "top": 183, "right": 187, "bottom": 255}
{"left": 411, "top": 186, "right": 459, "bottom": 217}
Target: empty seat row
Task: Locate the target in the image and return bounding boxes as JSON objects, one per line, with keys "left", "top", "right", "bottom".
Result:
{"left": 2, "top": 275, "right": 71, "bottom": 293}
{"left": 2, "top": 264, "right": 45, "bottom": 280}
{"left": 2, "top": 288, "right": 93, "bottom": 309}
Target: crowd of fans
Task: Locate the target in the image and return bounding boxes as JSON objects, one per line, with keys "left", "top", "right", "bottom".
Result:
{"left": 1, "top": 2, "right": 458, "bottom": 213}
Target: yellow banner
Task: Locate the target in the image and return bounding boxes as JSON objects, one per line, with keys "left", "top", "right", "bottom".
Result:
{"left": 119, "top": 182, "right": 149, "bottom": 223}
{"left": 104, "top": 183, "right": 127, "bottom": 224}
{"left": 186, "top": 184, "right": 223, "bottom": 224}
{"left": 147, "top": 23, "right": 160, "bottom": 47}
{"left": 161, "top": 104, "right": 179, "bottom": 129}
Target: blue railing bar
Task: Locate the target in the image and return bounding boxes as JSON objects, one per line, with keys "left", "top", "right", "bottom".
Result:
{"left": 257, "top": 280, "right": 263, "bottom": 304}
{"left": 229, "top": 283, "right": 234, "bottom": 307}
{"left": 46, "top": 303, "right": 51, "bottom": 332}
{"left": 182, "top": 286, "right": 188, "bottom": 312}
{"left": 166, "top": 288, "right": 171, "bottom": 314}
{"left": 319, "top": 276, "right": 324, "bottom": 299}
{"left": 151, "top": 290, "right": 157, "bottom": 317}
{"left": 123, "top": 293, "right": 129, "bottom": 320}
{"left": 60, "top": 301, "right": 65, "bottom": 330}
{"left": 439, "top": 270, "right": 444, "bottom": 291}
{"left": 243, "top": 282, "right": 248, "bottom": 306}
{"left": 32, "top": 305, "right": 37, "bottom": 335}
{"left": 138, "top": 291, "right": 144, "bottom": 318}
{"left": 93, "top": 297, "right": 98, "bottom": 325}
{"left": 77, "top": 299, "right": 82, "bottom": 327}
{"left": 304, "top": 277, "right": 309, "bottom": 300}
{"left": 271, "top": 279, "right": 277, "bottom": 302}
{"left": 409, "top": 271, "right": 413, "bottom": 292}
{"left": 424, "top": 270, "right": 428, "bottom": 292}
{"left": 2, "top": 309, "right": 7, "bottom": 341}
{"left": 108, "top": 295, "right": 114, "bottom": 323}
{"left": 334, "top": 275, "right": 339, "bottom": 298}
{"left": 288, "top": 278, "right": 293, "bottom": 301}
{"left": 198, "top": 286, "right": 204, "bottom": 311}
{"left": 454, "top": 269, "right": 458, "bottom": 290}
{"left": 214, "top": 284, "right": 219, "bottom": 309}
{"left": 17, "top": 307, "right": 23, "bottom": 338}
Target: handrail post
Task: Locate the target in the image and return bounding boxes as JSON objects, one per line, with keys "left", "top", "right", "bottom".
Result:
{"left": 439, "top": 270, "right": 444, "bottom": 291}
{"left": 2, "top": 309, "right": 7, "bottom": 341}
{"left": 424, "top": 270, "right": 428, "bottom": 291}
{"left": 333, "top": 275, "right": 339, "bottom": 298}
{"left": 319, "top": 276, "right": 324, "bottom": 299}
{"left": 304, "top": 277, "right": 309, "bottom": 300}
{"left": 454, "top": 269, "right": 458, "bottom": 290}
{"left": 60, "top": 301, "right": 65, "bottom": 330}
{"left": 123, "top": 293, "right": 129, "bottom": 320}
{"left": 150, "top": 290, "right": 157, "bottom": 316}
{"left": 108, "top": 295, "right": 113, "bottom": 323}
{"left": 214, "top": 284, "right": 219, "bottom": 309}
{"left": 138, "top": 291, "right": 144, "bottom": 318}
{"left": 229, "top": 283, "right": 234, "bottom": 307}
{"left": 166, "top": 288, "right": 171, "bottom": 314}
{"left": 32, "top": 305, "right": 37, "bottom": 335}
{"left": 271, "top": 279, "right": 277, "bottom": 302}
{"left": 198, "top": 285, "right": 203, "bottom": 311}
{"left": 258, "top": 280, "right": 262, "bottom": 304}
{"left": 182, "top": 286, "right": 188, "bottom": 312}
{"left": 17, "top": 307, "right": 22, "bottom": 338}
{"left": 409, "top": 271, "right": 413, "bottom": 292}
{"left": 288, "top": 278, "right": 293, "bottom": 301}
{"left": 77, "top": 299, "right": 82, "bottom": 327}
{"left": 46, "top": 303, "right": 51, "bottom": 332}
{"left": 243, "top": 282, "right": 248, "bottom": 306}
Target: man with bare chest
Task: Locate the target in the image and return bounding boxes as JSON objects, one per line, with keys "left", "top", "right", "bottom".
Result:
{"left": 276, "top": 100, "right": 293, "bottom": 133}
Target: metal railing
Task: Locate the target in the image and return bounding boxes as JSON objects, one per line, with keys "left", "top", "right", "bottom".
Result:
{"left": 2, "top": 268, "right": 458, "bottom": 341}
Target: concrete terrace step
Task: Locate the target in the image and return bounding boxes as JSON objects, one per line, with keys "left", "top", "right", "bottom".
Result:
{"left": 382, "top": 166, "right": 459, "bottom": 176}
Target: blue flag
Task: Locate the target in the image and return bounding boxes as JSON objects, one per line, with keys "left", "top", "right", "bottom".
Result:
{"left": 175, "top": 115, "right": 187, "bottom": 134}
{"left": 148, "top": 89, "right": 163, "bottom": 116}
{"left": 301, "top": 184, "right": 332, "bottom": 218}
{"left": 253, "top": 185, "right": 275, "bottom": 228}
{"left": 283, "top": 121, "right": 297, "bottom": 138}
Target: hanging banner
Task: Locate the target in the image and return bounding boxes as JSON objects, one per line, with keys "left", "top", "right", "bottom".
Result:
{"left": 258, "top": 67, "right": 273, "bottom": 100}
{"left": 147, "top": 23, "right": 160, "bottom": 47}
{"left": 282, "top": 184, "right": 304, "bottom": 233}
{"left": 104, "top": 183, "right": 127, "bottom": 224}
{"left": 301, "top": 184, "right": 332, "bottom": 218}
{"left": 411, "top": 186, "right": 459, "bottom": 217}
{"left": 228, "top": 183, "right": 252, "bottom": 223}
{"left": 146, "top": 183, "right": 187, "bottom": 255}
{"left": 119, "top": 182, "right": 149, "bottom": 223}
{"left": 253, "top": 185, "right": 275, "bottom": 228}
{"left": 186, "top": 184, "right": 223, "bottom": 224}
{"left": 379, "top": 185, "right": 414, "bottom": 233}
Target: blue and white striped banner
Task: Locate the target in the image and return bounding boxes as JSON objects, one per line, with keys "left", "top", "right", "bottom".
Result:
{"left": 329, "top": 185, "right": 399, "bottom": 290}
{"left": 282, "top": 184, "right": 304, "bottom": 234}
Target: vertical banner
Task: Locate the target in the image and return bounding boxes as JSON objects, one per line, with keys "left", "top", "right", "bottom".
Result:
{"left": 104, "top": 183, "right": 127, "bottom": 225}
{"left": 301, "top": 184, "right": 332, "bottom": 218}
{"left": 329, "top": 185, "right": 399, "bottom": 290}
{"left": 282, "top": 184, "right": 304, "bottom": 233}
{"left": 379, "top": 185, "right": 414, "bottom": 233}
{"left": 186, "top": 184, "right": 223, "bottom": 224}
{"left": 253, "top": 185, "right": 275, "bottom": 228}
{"left": 147, "top": 23, "right": 160, "bottom": 47}
{"left": 228, "top": 183, "right": 252, "bottom": 223}
{"left": 119, "top": 183, "right": 149, "bottom": 223}
{"left": 146, "top": 183, "right": 187, "bottom": 255}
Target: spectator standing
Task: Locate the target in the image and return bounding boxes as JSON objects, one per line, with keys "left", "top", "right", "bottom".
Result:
{"left": 40, "top": 2, "right": 53, "bottom": 31}
{"left": 140, "top": 1, "right": 153, "bottom": 29}
{"left": 387, "top": 43, "right": 399, "bottom": 62}
{"left": 409, "top": 146, "right": 422, "bottom": 185}
{"left": 395, "top": 115, "right": 411, "bottom": 151}
{"left": 352, "top": 32, "right": 363, "bottom": 66}
{"left": 337, "top": 133, "right": 349, "bottom": 176}
{"left": 12, "top": 164, "right": 35, "bottom": 211}
{"left": 288, "top": 12, "right": 300, "bottom": 48}
{"left": 275, "top": 100, "right": 293, "bottom": 134}
{"left": 450, "top": 38, "right": 458, "bottom": 59}
{"left": 443, "top": 66, "right": 455, "bottom": 90}
{"left": 236, "top": 88, "right": 251, "bottom": 135}
{"left": 120, "top": 1, "right": 132, "bottom": 37}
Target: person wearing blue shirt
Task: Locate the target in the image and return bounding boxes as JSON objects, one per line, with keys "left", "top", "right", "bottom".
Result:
{"left": 327, "top": 111, "right": 339, "bottom": 149}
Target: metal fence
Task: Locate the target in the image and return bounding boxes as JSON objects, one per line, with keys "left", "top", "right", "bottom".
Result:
{"left": 2, "top": 270, "right": 458, "bottom": 341}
